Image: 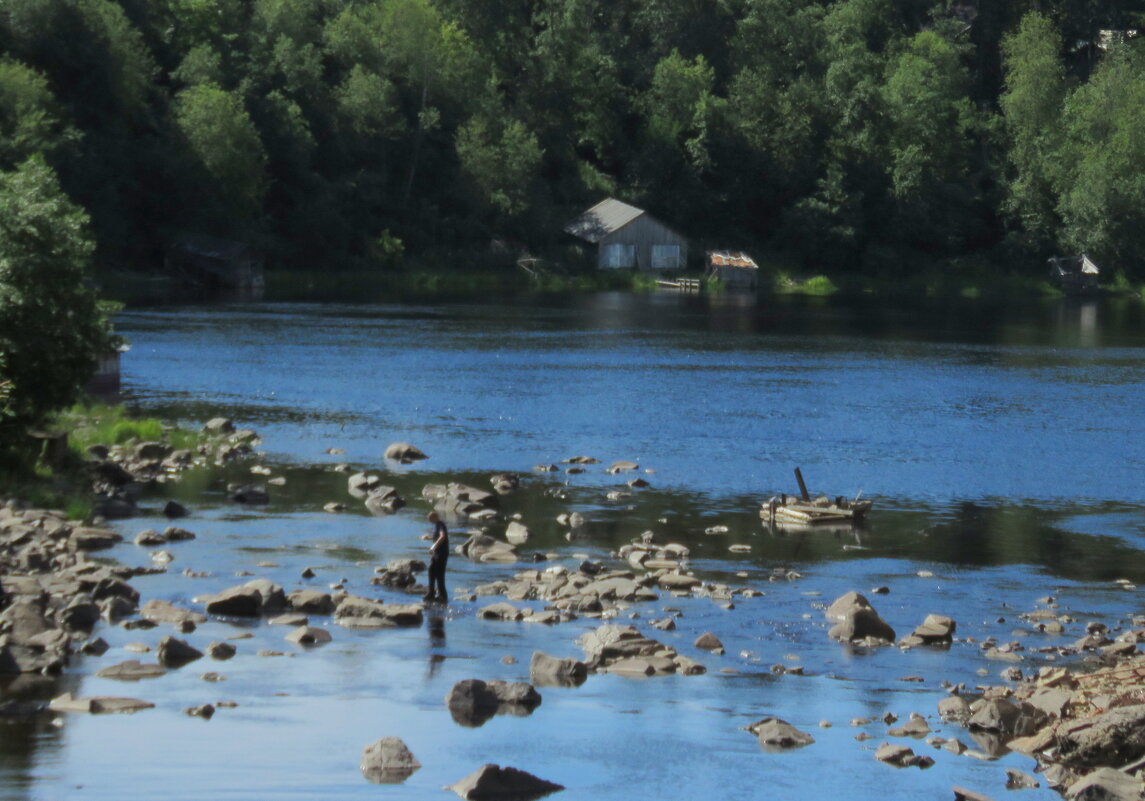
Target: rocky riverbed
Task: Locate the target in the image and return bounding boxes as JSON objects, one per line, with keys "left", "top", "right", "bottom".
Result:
{"left": 3, "top": 423, "right": 1145, "bottom": 801}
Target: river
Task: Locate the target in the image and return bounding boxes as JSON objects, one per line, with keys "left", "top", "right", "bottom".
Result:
{"left": 5, "top": 291, "right": 1145, "bottom": 800}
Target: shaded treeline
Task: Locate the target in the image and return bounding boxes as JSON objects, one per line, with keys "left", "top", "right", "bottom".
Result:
{"left": 2, "top": 0, "right": 1145, "bottom": 277}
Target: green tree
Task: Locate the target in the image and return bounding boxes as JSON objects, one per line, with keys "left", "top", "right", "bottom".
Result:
{"left": 455, "top": 114, "right": 542, "bottom": 217}
{"left": 0, "top": 156, "right": 111, "bottom": 445}
{"left": 1056, "top": 43, "right": 1145, "bottom": 271}
{"left": 999, "top": 12, "right": 1068, "bottom": 250}
{"left": 0, "top": 56, "right": 77, "bottom": 168}
{"left": 174, "top": 83, "right": 268, "bottom": 222}
{"left": 880, "top": 28, "right": 983, "bottom": 250}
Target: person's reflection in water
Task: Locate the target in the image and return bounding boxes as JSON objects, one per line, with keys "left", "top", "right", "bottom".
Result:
{"left": 426, "top": 608, "right": 446, "bottom": 679}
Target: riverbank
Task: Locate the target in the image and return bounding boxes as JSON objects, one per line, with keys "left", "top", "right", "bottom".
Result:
{"left": 94, "top": 255, "right": 1145, "bottom": 308}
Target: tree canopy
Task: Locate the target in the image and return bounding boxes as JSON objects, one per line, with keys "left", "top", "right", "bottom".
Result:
{"left": 0, "top": 155, "right": 112, "bottom": 449}
{"left": 1, "top": 0, "right": 1145, "bottom": 277}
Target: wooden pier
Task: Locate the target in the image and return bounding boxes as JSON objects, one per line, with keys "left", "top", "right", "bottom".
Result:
{"left": 656, "top": 277, "right": 702, "bottom": 291}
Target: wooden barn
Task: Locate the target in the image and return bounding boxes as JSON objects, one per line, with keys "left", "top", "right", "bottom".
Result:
{"left": 706, "top": 251, "right": 760, "bottom": 290}
{"left": 564, "top": 198, "right": 688, "bottom": 271}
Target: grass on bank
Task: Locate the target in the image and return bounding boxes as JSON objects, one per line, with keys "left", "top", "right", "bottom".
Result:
{"left": 1, "top": 403, "right": 206, "bottom": 520}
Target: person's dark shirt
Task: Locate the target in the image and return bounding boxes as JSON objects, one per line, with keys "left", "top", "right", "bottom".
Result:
{"left": 430, "top": 520, "right": 448, "bottom": 558}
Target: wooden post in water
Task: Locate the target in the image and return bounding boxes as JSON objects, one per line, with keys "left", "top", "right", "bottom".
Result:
{"left": 794, "top": 467, "right": 810, "bottom": 501}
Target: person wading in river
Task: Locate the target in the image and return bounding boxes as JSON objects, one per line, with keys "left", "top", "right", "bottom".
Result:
{"left": 424, "top": 511, "right": 449, "bottom": 603}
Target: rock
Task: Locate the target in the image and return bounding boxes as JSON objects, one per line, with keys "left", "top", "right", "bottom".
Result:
{"left": 1065, "top": 768, "right": 1145, "bottom": 801}
{"left": 480, "top": 602, "right": 527, "bottom": 621}
{"left": 348, "top": 473, "right": 383, "bottom": 497}
{"left": 447, "top": 764, "right": 564, "bottom": 801}
{"left": 825, "top": 591, "right": 895, "bottom": 643}
{"left": 505, "top": 521, "right": 532, "bottom": 545}
{"left": 968, "top": 698, "right": 1021, "bottom": 735}
{"left": 529, "top": 652, "right": 588, "bottom": 688}
{"left": 900, "top": 614, "right": 956, "bottom": 647}
{"left": 134, "top": 529, "right": 167, "bottom": 546}
{"left": 1006, "top": 769, "right": 1040, "bottom": 790}
{"left": 230, "top": 483, "right": 269, "bottom": 504}
{"left": 938, "top": 695, "right": 973, "bottom": 723}
{"left": 95, "top": 660, "right": 168, "bottom": 681}
{"left": 365, "top": 489, "right": 405, "bottom": 515}
{"left": 875, "top": 742, "right": 933, "bottom": 768}
{"left": 163, "top": 500, "right": 189, "bottom": 519}
{"left": 81, "top": 637, "right": 110, "bottom": 656}
{"left": 888, "top": 717, "right": 931, "bottom": 737}
{"left": 658, "top": 573, "right": 701, "bottom": 591}
{"left": 203, "top": 579, "right": 285, "bottom": 617}
{"left": 953, "top": 788, "right": 999, "bottom": 801}
{"left": 286, "top": 589, "right": 335, "bottom": 615}
{"left": 445, "top": 679, "right": 497, "bottom": 728}
{"left": 285, "top": 626, "right": 332, "bottom": 646}
{"left": 185, "top": 703, "right": 215, "bottom": 719}
{"left": 140, "top": 599, "right": 207, "bottom": 626}
{"left": 748, "top": 717, "right": 815, "bottom": 749}
{"left": 203, "top": 418, "right": 235, "bottom": 434}
{"left": 458, "top": 534, "right": 517, "bottom": 563}
{"left": 206, "top": 641, "right": 236, "bottom": 660}
{"left": 361, "top": 736, "right": 421, "bottom": 784}
{"left": 71, "top": 527, "right": 123, "bottom": 550}
{"left": 156, "top": 635, "right": 203, "bottom": 668}
{"left": 164, "top": 526, "right": 196, "bottom": 541}
{"left": 334, "top": 596, "right": 422, "bottom": 628}
{"left": 694, "top": 632, "right": 724, "bottom": 651}
{"left": 384, "top": 442, "right": 428, "bottom": 463}
{"left": 445, "top": 679, "right": 541, "bottom": 727}
{"left": 1054, "top": 704, "right": 1145, "bottom": 776}
{"left": 49, "top": 692, "right": 154, "bottom": 714}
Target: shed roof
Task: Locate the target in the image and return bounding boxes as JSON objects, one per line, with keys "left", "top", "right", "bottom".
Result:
{"left": 564, "top": 198, "right": 647, "bottom": 243}
{"left": 707, "top": 251, "right": 759, "bottom": 270}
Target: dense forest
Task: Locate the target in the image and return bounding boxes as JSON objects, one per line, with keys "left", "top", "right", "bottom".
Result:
{"left": 2, "top": 0, "right": 1145, "bottom": 279}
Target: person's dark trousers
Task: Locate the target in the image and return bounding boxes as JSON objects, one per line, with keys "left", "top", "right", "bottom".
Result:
{"left": 426, "top": 554, "right": 447, "bottom": 600}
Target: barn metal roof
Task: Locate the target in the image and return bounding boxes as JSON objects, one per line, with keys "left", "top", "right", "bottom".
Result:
{"left": 564, "top": 198, "right": 646, "bottom": 243}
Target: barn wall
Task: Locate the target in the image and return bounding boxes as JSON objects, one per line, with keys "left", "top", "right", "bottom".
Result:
{"left": 597, "top": 215, "right": 689, "bottom": 270}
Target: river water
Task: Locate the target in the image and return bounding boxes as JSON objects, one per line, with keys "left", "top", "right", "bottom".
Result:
{"left": 5, "top": 291, "right": 1145, "bottom": 801}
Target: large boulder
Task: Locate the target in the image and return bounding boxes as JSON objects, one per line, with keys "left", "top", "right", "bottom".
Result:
{"left": 445, "top": 679, "right": 542, "bottom": 728}
{"left": 1054, "top": 704, "right": 1145, "bottom": 776}
{"left": 458, "top": 534, "right": 517, "bottom": 564}
{"left": 529, "top": 652, "right": 588, "bottom": 688}
{"left": 360, "top": 737, "right": 421, "bottom": 784}
{"left": 286, "top": 589, "right": 335, "bottom": 615}
{"left": 447, "top": 764, "right": 563, "bottom": 801}
{"left": 156, "top": 635, "right": 203, "bottom": 668}
{"left": 202, "top": 579, "right": 285, "bottom": 617}
{"left": 825, "top": 591, "right": 895, "bottom": 644}
{"left": 1066, "top": 767, "right": 1145, "bottom": 801}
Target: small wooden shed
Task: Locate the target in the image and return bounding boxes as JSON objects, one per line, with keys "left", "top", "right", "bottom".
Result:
{"left": 706, "top": 251, "right": 760, "bottom": 290}
{"left": 564, "top": 198, "right": 688, "bottom": 271}
{"left": 167, "top": 234, "right": 265, "bottom": 299}
{"left": 1048, "top": 254, "right": 1099, "bottom": 295}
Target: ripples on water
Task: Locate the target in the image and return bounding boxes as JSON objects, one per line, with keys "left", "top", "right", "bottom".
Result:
{"left": 6, "top": 292, "right": 1145, "bottom": 800}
